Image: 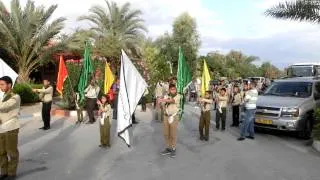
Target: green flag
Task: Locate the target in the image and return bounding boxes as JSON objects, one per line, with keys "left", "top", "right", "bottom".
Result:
{"left": 78, "top": 41, "right": 93, "bottom": 103}
{"left": 177, "top": 47, "right": 192, "bottom": 120}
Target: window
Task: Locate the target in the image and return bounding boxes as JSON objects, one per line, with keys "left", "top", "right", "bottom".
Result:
{"left": 264, "top": 82, "right": 312, "bottom": 98}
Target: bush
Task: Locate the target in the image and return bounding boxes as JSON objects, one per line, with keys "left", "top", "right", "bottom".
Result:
{"left": 62, "top": 59, "right": 106, "bottom": 110}
{"left": 30, "top": 83, "right": 43, "bottom": 89}
{"left": 13, "top": 83, "right": 39, "bottom": 104}
{"left": 313, "top": 108, "right": 320, "bottom": 140}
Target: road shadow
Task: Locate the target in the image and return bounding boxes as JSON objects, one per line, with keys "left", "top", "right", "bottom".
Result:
{"left": 17, "top": 167, "right": 49, "bottom": 179}
{"left": 19, "top": 117, "right": 68, "bottom": 146}
{"left": 18, "top": 119, "right": 80, "bottom": 179}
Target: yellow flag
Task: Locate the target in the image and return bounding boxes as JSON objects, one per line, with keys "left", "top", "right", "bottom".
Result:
{"left": 104, "top": 62, "right": 115, "bottom": 94}
{"left": 201, "top": 60, "right": 211, "bottom": 97}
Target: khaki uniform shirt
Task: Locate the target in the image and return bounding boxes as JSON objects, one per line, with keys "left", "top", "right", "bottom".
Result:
{"left": 232, "top": 93, "right": 242, "bottom": 106}
{"left": 165, "top": 94, "right": 181, "bottom": 115}
{"left": 0, "top": 92, "right": 21, "bottom": 133}
{"left": 99, "top": 104, "right": 112, "bottom": 124}
{"left": 201, "top": 98, "right": 213, "bottom": 112}
{"left": 217, "top": 94, "right": 228, "bottom": 108}
{"left": 37, "top": 86, "right": 53, "bottom": 103}
{"left": 99, "top": 104, "right": 112, "bottom": 117}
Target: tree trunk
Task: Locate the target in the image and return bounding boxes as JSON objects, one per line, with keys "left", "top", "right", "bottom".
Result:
{"left": 17, "top": 69, "right": 30, "bottom": 83}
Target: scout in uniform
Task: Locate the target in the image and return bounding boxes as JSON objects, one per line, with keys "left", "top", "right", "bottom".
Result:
{"left": 33, "top": 79, "right": 53, "bottom": 130}
{"left": 97, "top": 95, "right": 112, "bottom": 148}
{"left": 198, "top": 91, "right": 213, "bottom": 141}
{"left": 231, "top": 86, "right": 242, "bottom": 127}
{"left": 0, "top": 76, "right": 21, "bottom": 180}
{"left": 158, "top": 84, "right": 181, "bottom": 158}
{"left": 216, "top": 88, "right": 228, "bottom": 131}
{"left": 75, "top": 92, "right": 84, "bottom": 124}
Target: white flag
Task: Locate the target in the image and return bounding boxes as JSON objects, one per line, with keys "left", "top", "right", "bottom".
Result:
{"left": 117, "top": 50, "right": 147, "bottom": 146}
{"left": 0, "top": 58, "right": 18, "bottom": 100}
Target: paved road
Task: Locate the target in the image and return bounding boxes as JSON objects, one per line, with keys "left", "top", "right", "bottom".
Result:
{"left": 17, "top": 104, "right": 320, "bottom": 180}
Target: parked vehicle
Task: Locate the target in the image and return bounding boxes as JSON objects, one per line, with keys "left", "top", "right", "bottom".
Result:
{"left": 287, "top": 63, "right": 320, "bottom": 77}
{"left": 255, "top": 77, "right": 320, "bottom": 139}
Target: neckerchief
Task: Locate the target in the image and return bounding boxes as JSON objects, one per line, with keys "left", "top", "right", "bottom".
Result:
{"left": 2, "top": 91, "right": 14, "bottom": 102}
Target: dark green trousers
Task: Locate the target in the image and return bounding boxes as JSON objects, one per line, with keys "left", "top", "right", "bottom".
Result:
{"left": 199, "top": 111, "right": 211, "bottom": 138}
{"left": 0, "top": 129, "right": 19, "bottom": 176}
{"left": 100, "top": 118, "right": 111, "bottom": 146}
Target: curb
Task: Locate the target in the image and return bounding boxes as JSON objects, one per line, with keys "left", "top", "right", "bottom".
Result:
{"left": 20, "top": 105, "right": 144, "bottom": 119}
{"left": 312, "top": 140, "right": 320, "bottom": 152}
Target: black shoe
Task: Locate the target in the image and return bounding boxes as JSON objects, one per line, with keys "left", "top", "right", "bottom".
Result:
{"left": 43, "top": 127, "right": 50, "bottom": 130}
{"left": 39, "top": 127, "right": 45, "bottom": 130}
{"left": 237, "top": 137, "right": 245, "bottom": 141}
{"left": 99, "top": 144, "right": 107, "bottom": 148}
{"left": 0, "top": 175, "right": 8, "bottom": 180}
{"left": 132, "top": 121, "right": 139, "bottom": 124}
{"left": 160, "top": 148, "right": 172, "bottom": 156}
{"left": 221, "top": 128, "right": 225, "bottom": 131}
{"left": 170, "top": 149, "right": 176, "bottom": 158}
{"left": 246, "top": 136, "right": 255, "bottom": 140}
{"left": 200, "top": 136, "right": 204, "bottom": 141}
{"left": 204, "top": 137, "right": 209, "bottom": 141}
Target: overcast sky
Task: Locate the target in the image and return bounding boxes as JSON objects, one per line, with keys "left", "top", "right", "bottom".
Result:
{"left": 3, "top": 0, "right": 320, "bottom": 69}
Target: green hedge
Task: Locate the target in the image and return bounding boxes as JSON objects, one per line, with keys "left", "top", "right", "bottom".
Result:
{"left": 13, "top": 83, "right": 40, "bottom": 104}
{"left": 62, "top": 59, "right": 106, "bottom": 109}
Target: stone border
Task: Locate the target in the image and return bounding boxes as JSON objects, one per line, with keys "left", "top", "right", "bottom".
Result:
{"left": 312, "top": 140, "right": 320, "bottom": 152}
{"left": 21, "top": 105, "right": 145, "bottom": 119}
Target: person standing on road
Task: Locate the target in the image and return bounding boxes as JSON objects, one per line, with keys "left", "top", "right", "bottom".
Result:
{"left": 158, "top": 84, "right": 181, "bottom": 158}
{"left": 0, "top": 76, "right": 21, "bottom": 180}
{"left": 33, "top": 79, "right": 53, "bottom": 130}
{"left": 231, "top": 86, "right": 242, "bottom": 127}
{"left": 198, "top": 91, "right": 213, "bottom": 141}
{"left": 74, "top": 92, "right": 84, "bottom": 124}
{"left": 141, "top": 88, "right": 149, "bottom": 112}
{"left": 84, "top": 78, "right": 100, "bottom": 124}
{"left": 216, "top": 88, "right": 228, "bottom": 131}
{"left": 155, "top": 81, "right": 164, "bottom": 122}
{"left": 97, "top": 95, "right": 112, "bottom": 148}
{"left": 238, "top": 82, "right": 258, "bottom": 141}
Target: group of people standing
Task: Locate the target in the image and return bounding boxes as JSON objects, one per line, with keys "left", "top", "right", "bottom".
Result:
{"left": 154, "top": 77, "right": 259, "bottom": 158}
{"left": 0, "top": 74, "right": 259, "bottom": 179}
{"left": 197, "top": 78, "right": 259, "bottom": 141}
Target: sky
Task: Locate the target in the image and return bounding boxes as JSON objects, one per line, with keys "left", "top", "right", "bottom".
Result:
{"left": 3, "top": 0, "right": 320, "bottom": 69}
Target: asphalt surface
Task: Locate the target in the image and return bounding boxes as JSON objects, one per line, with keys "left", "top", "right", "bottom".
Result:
{"left": 16, "top": 104, "right": 320, "bottom": 180}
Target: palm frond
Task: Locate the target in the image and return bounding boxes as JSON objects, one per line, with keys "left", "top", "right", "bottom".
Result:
{"left": 265, "top": 0, "right": 320, "bottom": 23}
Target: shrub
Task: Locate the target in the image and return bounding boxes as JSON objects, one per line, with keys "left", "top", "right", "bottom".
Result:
{"left": 13, "top": 83, "right": 39, "bottom": 104}
{"left": 61, "top": 59, "right": 106, "bottom": 109}
{"left": 313, "top": 108, "right": 320, "bottom": 140}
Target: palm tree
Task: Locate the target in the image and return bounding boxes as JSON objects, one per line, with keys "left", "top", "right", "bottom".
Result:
{"left": 265, "top": 0, "right": 320, "bottom": 23}
{"left": 79, "top": 0, "right": 147, "bottom": 60}
{"left": 0, "top": 0, "right": 66, "bottom": 82}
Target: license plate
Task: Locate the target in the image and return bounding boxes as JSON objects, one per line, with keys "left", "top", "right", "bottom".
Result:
{"left": 255, "top": 119, "right": 273, "bottom": 125}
